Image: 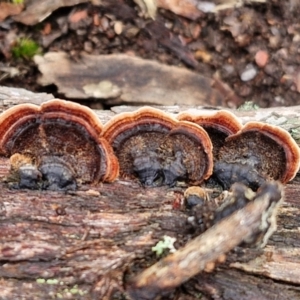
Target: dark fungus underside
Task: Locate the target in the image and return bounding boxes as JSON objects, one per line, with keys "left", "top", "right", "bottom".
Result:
{"left": 162, "top": 133, "right": 208, "bottom": 184}
{"left": 218, "top": 131, "right": 286, "bottom": 180}
{"left": 117, "top": 132, "right": 165, "bottom": 180}
{"left": 5, "top": 118, "right": 106, "bottom": 183}
{"left": 202, "top": 127, "right": 228, "bottom": 160}
{"left": 116, "top": 130, "right": 208, "bottom": 186}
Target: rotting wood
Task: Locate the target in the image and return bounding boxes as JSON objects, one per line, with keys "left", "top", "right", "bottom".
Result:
{"left": 127, "top": 182, "right": 283, "bottom": 299}
{"left": 0, "top": 86, "right": 54, "bottom": 109}
{"left": 33, "top": 52, "right": 240, "bottom": 107}
{"left": 0, "top": 86, "right": 300, "bottom": 299}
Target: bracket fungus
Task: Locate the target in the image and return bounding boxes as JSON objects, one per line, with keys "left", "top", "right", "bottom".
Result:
{"left": 216, "top": 121, "right": 300, "bottom": 187}
{"left": 103, "top": 107, "right": 213, "bottom": 187}
{"left": 213, "top": 161, "right": 266, "bottom": 191}
{"left": 177, "top": 110, "right": 242, "bottom": 159}
{"left": 0, "top": 99, "right": 119, "bottom": 190}
{"left": 184, "top": 186, "right": 209, "bottom": 209}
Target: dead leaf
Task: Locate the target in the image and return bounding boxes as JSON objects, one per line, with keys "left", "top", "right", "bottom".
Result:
{"left": 68, "top": 9, "right": 88, "bottom": 23}
{"left": 13, "top": 0, "right": 89, "bottom": 25}
{"left": 157, "top": 0, "right": 203, "bottom": 20}
{"left": 42, "top": 23, "right": 52, "bottom": 35}
{"left": 0, "top": 3, "right": 23, "bottom": 22}
{"left": 133, "top": 0, "right": 157, "bottom": 19}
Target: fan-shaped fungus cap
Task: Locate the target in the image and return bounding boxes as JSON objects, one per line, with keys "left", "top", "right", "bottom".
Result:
{"left": 0, "top": 99, "right": 119, "bottom": 188}
{"left": 184, "top": 186, "right": 209, "bottom": 208}
{"left": 103, "top": 107, "right": 178, "bottom": 148}
{"left": 177, "top": 110, "right": 242, "bottom": 159}
{"left": 103, "top": 107, "right": 213, "bottom": 186}
{"left": 161, "top": 121, "right": 213, "bottom": 186}
{"left": 218, "top": 122, "right": 300, "bottom": 183}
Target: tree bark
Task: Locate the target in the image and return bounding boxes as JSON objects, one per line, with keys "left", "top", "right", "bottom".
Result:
{"left": 0, "top": 86, "right": 300, "bottom": 299}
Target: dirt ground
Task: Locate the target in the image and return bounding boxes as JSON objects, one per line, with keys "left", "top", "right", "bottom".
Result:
{"left": 1, "top": 0, "right": 300, "bottom": 108}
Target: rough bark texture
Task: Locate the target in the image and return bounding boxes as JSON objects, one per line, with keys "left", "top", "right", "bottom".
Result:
{"left": 0, "top": 86, "right": 300, "bottom": 299}
{"left": 33, "top": 52, "right": 240, "bottom": 108}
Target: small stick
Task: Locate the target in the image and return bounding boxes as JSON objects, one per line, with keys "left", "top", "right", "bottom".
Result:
{"left": 127, "top": 182, "right": 283, "bottom": 300}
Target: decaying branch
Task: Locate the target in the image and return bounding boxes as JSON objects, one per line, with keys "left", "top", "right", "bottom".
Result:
{"left": 127, "top": 182, "right": 283, "bottom": 299}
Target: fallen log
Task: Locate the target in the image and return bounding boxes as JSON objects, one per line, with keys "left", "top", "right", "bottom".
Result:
{"left": 0, "top": 85, "right": 300, "bottom": 299}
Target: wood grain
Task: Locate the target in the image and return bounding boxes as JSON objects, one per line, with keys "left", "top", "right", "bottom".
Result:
{"left": 0, "top": 86, "right": 300, "bottom": 299}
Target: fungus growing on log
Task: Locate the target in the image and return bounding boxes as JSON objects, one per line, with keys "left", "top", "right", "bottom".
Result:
{"left": 0, "top": 99, "right": 119, "bottom": 190}
{"left": 103, "top": 107, "right": 213, "bottom": 187}
{"left": 217, "top": 122, "right": 300, "bottom": 184}
{"left": 184, "top": 186, "right": 209, "bottom": 209}
{"left": 177, "top": 110, "right": 242, "bottom": 159}
{"left": 213, "top": 161, "right": 266, "bottom": 191}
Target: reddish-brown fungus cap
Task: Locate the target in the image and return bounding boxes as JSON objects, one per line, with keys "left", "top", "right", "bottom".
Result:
{"left": 102, "top": 106, "right": 178, "bottom": 147}
{"left": 177, "top": 110, "right": 242, "bottom": 135}
{"left": 102, "top": 107, "right": 213, "bottom": 186}
{"left": 102, "top": 107, "right": 178, "bottom": 184}
{"left": 0, "top": 103, "right": 40, "bottom": 154}
{"left": 177, "top": 110, "right": 242, "bottom": 159}
{"left": 41, "top": 99, "right": 104, "bottom": 141}
{"left": 0, "top": 99, "right": 119, "bottom": 183}
{"left": 219, "top": 121, "right": 300, "bottom": 183}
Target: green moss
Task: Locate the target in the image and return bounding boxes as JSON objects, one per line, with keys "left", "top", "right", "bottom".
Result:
{"left": 11, "top": 38, "right": 41, "bottom": 60}
{"left": 12, "top": 0, "right": 24, "bottom": 4}
{"left": 46, "top": 279, "right": 59, "bottom": 285}
{"left": 238, "top": 101, "right": 259, "bottom": 111}
{"left": 36, "top": 278, "right": 87, "bottom": 297}
{"left": 152, "top": 235, "right": 177, "bottom": 256}
{"left": 60, "top": 285, "right": 87, "bottom": 297}
{"left": 70, "top": 287, "right": 79, "bottom": 294}
{"left": 290, "top": 128, "right": 300, "bottom": 141}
